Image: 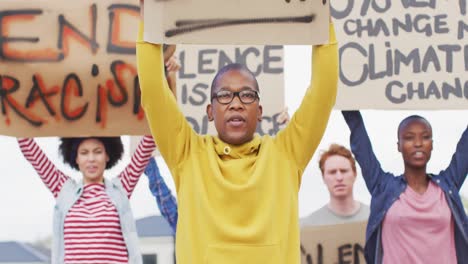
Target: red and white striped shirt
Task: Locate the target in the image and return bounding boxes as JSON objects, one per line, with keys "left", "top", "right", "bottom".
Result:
{"left": 18, "top": 136, "right": 156, "bottom": 264}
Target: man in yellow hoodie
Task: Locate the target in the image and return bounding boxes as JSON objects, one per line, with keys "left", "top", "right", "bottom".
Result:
{"left": 137, "top": 1, "right": 338, "bottom": 263}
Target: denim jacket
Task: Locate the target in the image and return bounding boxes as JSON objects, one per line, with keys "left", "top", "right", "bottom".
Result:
{"left": 342, "top": 111, "right": 468, "bottom": 264}
{"left": 145, "top": 158, "right": 178, "bottom": 232}
{"left": 52, "top": 177, "right": 142, "bottom": 264}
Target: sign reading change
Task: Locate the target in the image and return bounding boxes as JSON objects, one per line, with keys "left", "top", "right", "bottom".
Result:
{"left": 333, "top": 0, "right": 468, "bottom": 109}
{"left": 143, "top": 0, "right": 330, "bottom": 45}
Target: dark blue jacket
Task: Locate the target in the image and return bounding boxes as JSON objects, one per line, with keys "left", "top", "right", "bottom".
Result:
{"left": 342, "top": 111, "right": 468, "bottom": 264}
{"left": 145, "top": 158, "right": 178, "bottom": 232}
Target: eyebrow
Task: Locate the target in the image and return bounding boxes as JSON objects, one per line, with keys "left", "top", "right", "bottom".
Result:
{"left": 217, "top": 86, "right": 257, "bottom": 92}
{"left": 402, "top": 130, "right": 432, "bottom": 136}
{"left": 79, "top": 147, "right": 104, "bottom": 152}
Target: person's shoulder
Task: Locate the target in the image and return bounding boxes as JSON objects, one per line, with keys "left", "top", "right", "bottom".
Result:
{"left": 359, "top": 202, "right": 370, "bottom": 210}
{"left": 356, "top": 202, "right": 370, "bottom": 219}
{"left": 260, "top": 134, "right": 276, "bottom": 147}
{"left": 300, "top": 205, "right": 330, "bottom": 226}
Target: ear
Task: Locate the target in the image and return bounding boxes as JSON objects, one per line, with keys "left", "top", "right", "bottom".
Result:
{"left": 397, "top": 141, "right": 402, "bottom": 153}
{"left": 257, "top": 104, "right": 263, "bottom": 122}
{"left": 351, "top": 171, "right": 357, "bottom": 183}
{"left": 207, "top": 104, "right": 214, "bottom": 121}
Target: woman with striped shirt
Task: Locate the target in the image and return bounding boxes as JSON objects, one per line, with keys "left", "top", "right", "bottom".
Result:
{"left": 18, "top": 135, "right": 156, "bottom": 264}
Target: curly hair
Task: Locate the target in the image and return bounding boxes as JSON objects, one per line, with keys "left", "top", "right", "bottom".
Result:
{"left": 59, "top": 137, "right": 124, "bottom": 170}
{"left": 318, "top": 143, "right": 356, "bottom": 175}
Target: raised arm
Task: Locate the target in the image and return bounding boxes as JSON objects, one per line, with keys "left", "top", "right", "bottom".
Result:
{"left": 17, "top": 138, "right": 69, "bottom": 198}
{"left": 341, "top": 111, "right": 392, "bottom": 192}
{"left": 274, "top": 23, "right": 338, "bottom": 173}
{"left": 441, "top": 125, "right": 468, "bottom": 190}
{"left": 119, "top": 135, "right": 156, "bottom": 198}
{"left": 144, "top": 158, "right": 178, "bottom": 232}
{"left": 165, "top": 55, "right": 180, "bottom": 99}
{"left": 136, "top": 19, "right": 197, "bottom": 173}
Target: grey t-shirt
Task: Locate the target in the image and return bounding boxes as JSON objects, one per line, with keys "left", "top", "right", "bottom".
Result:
{"left": 300, "top": 202, "right": 370, "bottom": 226}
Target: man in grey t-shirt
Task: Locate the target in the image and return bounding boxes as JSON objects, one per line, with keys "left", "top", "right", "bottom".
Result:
{"left": 301, "top": 144, "right": 369, "bottom": 226}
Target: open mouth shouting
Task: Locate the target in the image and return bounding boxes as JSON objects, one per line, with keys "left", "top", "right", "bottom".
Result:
{"left": 227, "top": 115, "right": 246, "bottom": 128}
{"left": 86, "top": 165, "right": 99, "bottom": 174}
{"left": 412, "top": 151, "right": 426, "bottom": 159}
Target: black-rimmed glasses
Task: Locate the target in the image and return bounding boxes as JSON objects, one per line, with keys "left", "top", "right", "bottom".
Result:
{"left": 211, "top": 90, "right": 260, "bottom": 105}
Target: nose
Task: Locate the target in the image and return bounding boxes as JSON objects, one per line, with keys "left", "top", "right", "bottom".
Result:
{"left": 87, "top": 153, "right": 97, "bottom": 162}
{"left": 414, "top": 136, "right": 423, "bottom": 147}
{"left": 228, "top": 95, "right": 245, "bottom": 110}
{"left": 336, "top": 172, "right": 344, "bottom": 181}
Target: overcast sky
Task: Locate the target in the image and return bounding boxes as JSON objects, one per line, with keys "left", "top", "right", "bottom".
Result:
{"left": 0, "top": 46, "right": 467, "bottom": 243}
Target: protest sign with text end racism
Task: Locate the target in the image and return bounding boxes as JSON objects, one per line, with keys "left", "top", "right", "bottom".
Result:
{"left": 333, "top": 0, "right": 468, "bottom": 110}
{"left": 300, "top": 221, "right": 366, "bottom": 264}
{"left": 0, "top": 1, "right": 286, "bottom": 137}
{"left": 143, "top": 0, "right": 330, "bottom": 45}
{"left": 0, "top": 0, "right": 148, "bottom": 137}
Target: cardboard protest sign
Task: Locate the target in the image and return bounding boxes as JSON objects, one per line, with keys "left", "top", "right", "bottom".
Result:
{"left": 176, "top": 44, "right": 285, "bottom": 135}
{"left": 300, "top": 221, "right": 367, "bottom": 264}
{"left": 333, "top": 1, "right": 468, "bottom": 109}
{"left": 131, "top": 43, "right": 285, "bottom": 154}
{"left": 143, "top": 0, "right": 330, "bottom": 45}
{"left": 0, "top": 0, "right": 147, "bottom": 137}
{"left": 0, "top": 1, "right": 286, "bottom": 137}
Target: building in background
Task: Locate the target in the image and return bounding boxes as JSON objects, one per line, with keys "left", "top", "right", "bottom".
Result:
{"left": 137, "top": 215, "right": 175, "bottom": 264}
{"left": 0, "top": 215, "right": 175, "bottom": 264}
{"left": 0, "top": 241, "right": 50, "bottom": 264}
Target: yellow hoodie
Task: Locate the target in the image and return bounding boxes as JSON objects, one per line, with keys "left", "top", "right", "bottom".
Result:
{"left": 137, "top": 23, "right": 338, "bottom": 264}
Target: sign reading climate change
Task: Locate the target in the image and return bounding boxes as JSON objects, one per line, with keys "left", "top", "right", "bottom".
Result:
{"left": 333, "top": 0, "right": 468, "bottom": 109}
{"left": 0, "top": 0, "right": 284, "bottom": 137}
